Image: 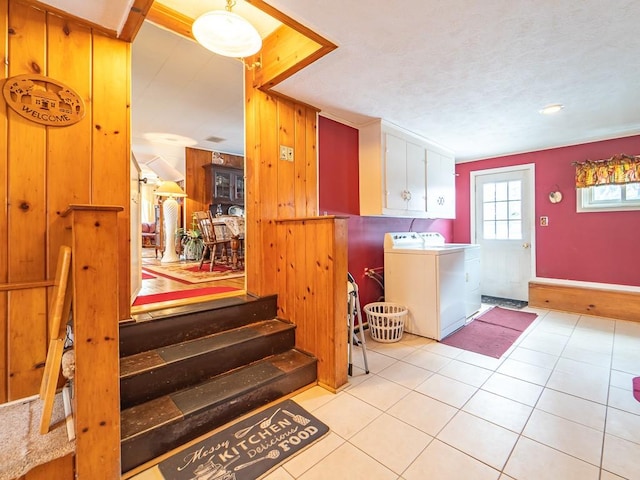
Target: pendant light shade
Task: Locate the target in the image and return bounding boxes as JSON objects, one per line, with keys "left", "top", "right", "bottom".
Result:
{"left": 192, "top": 7, "right": 262, "bottom": 58}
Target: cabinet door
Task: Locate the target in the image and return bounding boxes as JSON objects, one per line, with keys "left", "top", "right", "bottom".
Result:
{"left": 233, "top": 172, "right": 244, "bottom": 203}
{"left": 406, "top": 141, "right": 427, "bottom": 212}
{"left": 384, "top": 133, "right": 407, "bottom": 211}
{"left": 426, "top": 150, "right": 456, "bottom": 218}
{"left": 214, "top": 169, "right": 232, "bottom": 201}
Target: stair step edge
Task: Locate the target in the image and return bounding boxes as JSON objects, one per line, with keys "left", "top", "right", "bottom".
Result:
{"left": 120, "top": 319, "right": 295, "bottom": 379}
{"left": 121, "top": 349, "right": 316, "bottom": 442}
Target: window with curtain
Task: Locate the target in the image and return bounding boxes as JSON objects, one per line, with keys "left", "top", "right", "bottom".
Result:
{"left": 575, "top": 154, "right": 640, "bottom": 212}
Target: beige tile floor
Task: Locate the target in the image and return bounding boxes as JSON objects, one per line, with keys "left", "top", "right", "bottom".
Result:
{"left": 266, "top": 305, "right": 640, "bottom": 480}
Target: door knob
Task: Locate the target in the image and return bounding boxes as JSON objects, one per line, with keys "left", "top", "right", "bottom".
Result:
{"left": 522, "top": 242, "right": 530, "bottom": 248}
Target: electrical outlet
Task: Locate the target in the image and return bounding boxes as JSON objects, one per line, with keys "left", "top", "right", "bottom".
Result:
{"left": 279, "top": 145, "right": 288, "bottom": 160}
{"left": 287, "top": 147, "right": 294, "bottom": 162}
{"left": 540, "top": 216, "right": 549, "bottom": 226}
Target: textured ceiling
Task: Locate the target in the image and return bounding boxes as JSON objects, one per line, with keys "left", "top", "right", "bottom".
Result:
{"left": 35, "top": 0, "right": 640, "bottom": 171}
{"left": 268, "top": 0, "right": 640, "bottom": 161}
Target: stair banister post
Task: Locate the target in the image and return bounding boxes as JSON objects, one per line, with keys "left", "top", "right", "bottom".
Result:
{"left": 62, "top": 204, "right": 123, "bottom": 479}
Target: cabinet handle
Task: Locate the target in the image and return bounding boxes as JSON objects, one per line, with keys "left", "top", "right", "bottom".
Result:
{"left": 402, "top": 190, "right": 412, "bottom": 201}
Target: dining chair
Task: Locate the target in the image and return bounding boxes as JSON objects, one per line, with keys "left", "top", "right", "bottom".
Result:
{"left": 193, "top": 211, "right": 231, "bottom": 271}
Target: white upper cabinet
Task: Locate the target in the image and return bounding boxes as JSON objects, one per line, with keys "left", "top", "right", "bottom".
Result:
{"left": 426, "top": 147, "right": 456, "bottom": 219}
{"left": 359, "top": 119, "right": 455, "bottom": 218}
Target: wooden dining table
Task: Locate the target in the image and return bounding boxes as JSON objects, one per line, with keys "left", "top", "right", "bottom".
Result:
{"left": 213, "top": 215, "right": 245, "bottom": 270}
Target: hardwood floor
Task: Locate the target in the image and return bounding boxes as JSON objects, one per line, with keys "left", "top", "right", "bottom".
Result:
{"left": 132, "top": 249, "right": 245, "bottom": 314}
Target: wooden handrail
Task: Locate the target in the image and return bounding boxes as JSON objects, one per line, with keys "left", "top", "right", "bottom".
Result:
{"left": 0, "top": 280, "right": 54, "bottom": 292}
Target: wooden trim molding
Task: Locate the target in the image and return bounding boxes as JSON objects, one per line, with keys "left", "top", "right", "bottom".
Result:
{"left": 118, "top": 0, "right": 155, "bottom": 42}
{"left": 146, "top": 2, "right": 195, "bottom": 41}
{"left": 529, "top": 280, "right": 640, "bottom": 322}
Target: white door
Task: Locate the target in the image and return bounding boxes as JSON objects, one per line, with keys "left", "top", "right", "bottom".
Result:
{"left": 472, "top": 165, "right": 535, "bottom": 301}
{"left": 130, "top": 154, "right": 142, "bottom": 303}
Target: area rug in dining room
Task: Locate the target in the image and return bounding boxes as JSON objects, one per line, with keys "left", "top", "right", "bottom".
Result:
{"left": 142, "top": 261, "right": 244, "bottom": 284}
{"left": 156, "top": 399, "right": 329, "bottom": 480}
{"left": 441, "top": 306, "right": 538, "bottom": 358}
{"left": 133, "top": 285, "right": 241, "bottom": 306}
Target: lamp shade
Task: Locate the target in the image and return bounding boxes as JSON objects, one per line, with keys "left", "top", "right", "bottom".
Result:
{"left": 155, "top": 180, "right": 187, "bottom": 198}
{"left": 192, "top": 10, "right": 262, "bottom": 58}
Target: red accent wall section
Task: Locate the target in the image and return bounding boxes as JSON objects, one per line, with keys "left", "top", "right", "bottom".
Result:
{"left": 453, "top": 136, "right": 640, "bottom": 287}
{"left": 319, "top": 116, "right": 453, "bottom": 306}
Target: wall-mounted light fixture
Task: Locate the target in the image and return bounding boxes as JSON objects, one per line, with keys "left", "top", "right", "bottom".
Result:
{"left": 192, "top": 0, "right": 262, "bottom": 58}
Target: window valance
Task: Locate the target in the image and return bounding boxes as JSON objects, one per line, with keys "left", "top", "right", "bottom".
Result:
{"left": 574, "top": 153, "right": 640, "bottom": 188}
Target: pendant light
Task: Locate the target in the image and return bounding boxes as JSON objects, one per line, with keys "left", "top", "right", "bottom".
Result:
{"left": 192, "top": 0, "right": 262, "bottom": 58}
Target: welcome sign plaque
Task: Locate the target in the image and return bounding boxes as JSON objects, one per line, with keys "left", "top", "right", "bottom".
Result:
{"left": 158, "top": 399, "right": 329, "bottom": 480}
{"left": 3, "top": 74, "right": 85, "bottom": 127}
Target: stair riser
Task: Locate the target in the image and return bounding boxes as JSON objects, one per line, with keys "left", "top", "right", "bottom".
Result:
{"left": 120, "top": 361, "right": 317, "bottom": 473}
{"left": 120, "top": 329, "right": 296, "bottom": 409}
{"left": 120, "top": 295, "right": 278, "bottom": 356}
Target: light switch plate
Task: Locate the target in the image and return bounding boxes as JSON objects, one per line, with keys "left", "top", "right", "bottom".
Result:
{"left": 279, "top": 145, "right": 288, "bottom": 160}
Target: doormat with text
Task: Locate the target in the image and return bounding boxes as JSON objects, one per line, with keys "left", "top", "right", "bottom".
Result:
{"left": 158, "top": 399, "right": 329, "bottom": 480}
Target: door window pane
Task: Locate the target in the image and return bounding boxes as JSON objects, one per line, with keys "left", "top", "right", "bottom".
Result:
{"left": 495, "top": 202, "right": 508, "bottom": 220}
{"left": 509, "top": 201, "right": 522, "bottom": 219}
{"left": 483, "top": 221, "right": 495, "bottom": 239}
{"left": 482, "top": 180, "right": 523, "bottom": 240}
{"left": 508, "top": 181, "right": 521, "bottom": 200}
{"left": 495, "top": 182, "right": 508, "bottom": 201}
{"left": 483, "top": 203, "right": 496, "bottom": 220}
{"left": 483, "top": 184, "right": 495, "bottom": 202}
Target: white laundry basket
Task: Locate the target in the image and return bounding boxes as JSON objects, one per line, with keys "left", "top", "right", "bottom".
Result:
{"left": 363, "top": 302, "right": 407, "bottom": 343}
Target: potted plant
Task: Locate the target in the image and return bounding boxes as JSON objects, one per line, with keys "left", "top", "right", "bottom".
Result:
{"left": 177, "top": 216, "right": 204, "bottom": 261}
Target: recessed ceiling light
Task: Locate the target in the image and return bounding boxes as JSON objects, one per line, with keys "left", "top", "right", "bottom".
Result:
{"left": 539, "top": 104, "right": 564, "bottom": 115}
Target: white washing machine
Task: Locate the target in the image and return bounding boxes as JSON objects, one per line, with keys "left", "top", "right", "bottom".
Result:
{"left": 383, "top": 232, "right": 480, "bottom": 341}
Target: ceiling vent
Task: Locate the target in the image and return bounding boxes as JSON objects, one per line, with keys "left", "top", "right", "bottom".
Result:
{"left": 205, "top": 135, "right": 226, "bottom": 143}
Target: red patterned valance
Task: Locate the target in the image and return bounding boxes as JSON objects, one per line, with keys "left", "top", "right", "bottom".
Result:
{"left": 574, "top": 154, "right": 640, "bottom": 188}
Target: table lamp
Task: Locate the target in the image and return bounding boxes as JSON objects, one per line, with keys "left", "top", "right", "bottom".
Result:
{"left": 155, "top": 180, "right": 187, "bottom": 263}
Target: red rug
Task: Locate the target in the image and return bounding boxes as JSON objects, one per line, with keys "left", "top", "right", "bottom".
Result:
{"left": 633, "top": 377, "right": 640, "bottom": 403}
{"left": 441, "top": 307, "right": 538, "bottom": 358}
{"left": 142, "top": 271, "right": 156, "bottom": 280}
{"left": 133, "top": 286, "right": 240, "bottom": 306}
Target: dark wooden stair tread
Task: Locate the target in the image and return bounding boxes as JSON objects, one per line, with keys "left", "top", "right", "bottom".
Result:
{"left": 121, "top": 349, "right": 315, "bottom": 442}
{"left": 120, "top": 319, "right": 294, "bottom": 378}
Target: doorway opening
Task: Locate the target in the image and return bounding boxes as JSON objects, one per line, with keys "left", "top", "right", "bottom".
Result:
{"left": 130, "top": 20, "right": 248, "bottom": 312}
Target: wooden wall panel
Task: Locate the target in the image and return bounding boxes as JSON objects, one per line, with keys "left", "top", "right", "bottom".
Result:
{"left": 274, "top": 217, "right": 348, "bottom": 389}
{"left": 0, "top": 0, "right": 8, "bottom": 403}
{"left": 1, "top": 2, "right": 132, "bottom": 400}
{"left": 277, "top": 98, "right": 296, "bottom": 218}
{"left": 6, "top": 1, "right": 48, "bottom": 400}
{"left": 185, "top": 146, "right": 211, "bottom": 227}
{"left": 45, "top": 14, "right": 91, "bottom": 276}
{"left": 91, "top": 33, "right": 130, "bottom": 320}
{"left": 254, "top": 91, "right": 279, "bottom": 294}
{"left": 529, "top": 281, "right": 640, "bottom": 322}
{"left": 304, "top": 111, "right": 318, "bottom": 215}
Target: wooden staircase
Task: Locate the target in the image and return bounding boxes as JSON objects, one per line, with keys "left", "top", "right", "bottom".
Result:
{"left": 118, "top": 294, "right": 317, "bottom": 474}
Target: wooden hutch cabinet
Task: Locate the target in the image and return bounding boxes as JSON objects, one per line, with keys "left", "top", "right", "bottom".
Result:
{"left": 204, "top": 164, "right": 245, "bottom": 209}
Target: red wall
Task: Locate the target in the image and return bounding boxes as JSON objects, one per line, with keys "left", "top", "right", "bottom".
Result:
{"left": 319, "top": 117, "right": 640, "bottom": 302}
{"left": 453, "top": 136, "right": 640, "bottom": 287}
{"left": 319, "top": 117, "right": 453, "bottom": 306}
